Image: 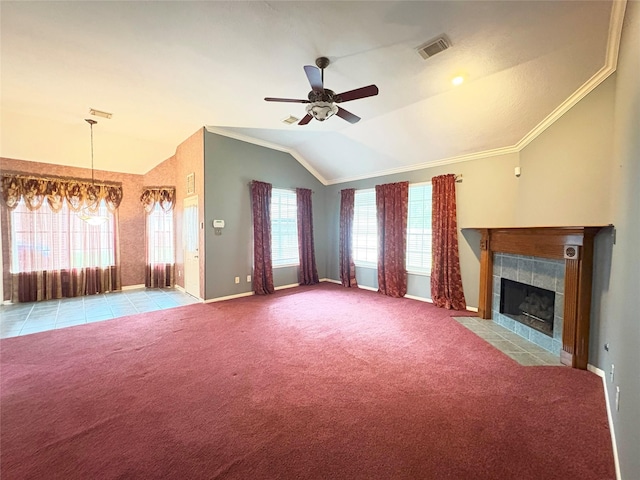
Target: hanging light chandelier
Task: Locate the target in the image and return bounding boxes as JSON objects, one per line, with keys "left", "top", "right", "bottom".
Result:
{"left": 78, "top": 118, "right": 108, "bottom": 226}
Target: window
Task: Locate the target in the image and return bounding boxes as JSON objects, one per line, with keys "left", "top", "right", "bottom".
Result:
{"left": 351, "top": 184, "right": 433, "bottom": 272}
{"left": 406, "top": 183, "right": 432, "bottom": 274}
{"left": 147, "top": 203, "right": 174, "bottom": 265}
{"left": 271, "top": 188, "right": 299, "bottom": 266}
{"left": 11, "top": 198, "right": 116, "bottom": 273}
{"left": 353, "top": 189, "right": 377, "bottom": 265}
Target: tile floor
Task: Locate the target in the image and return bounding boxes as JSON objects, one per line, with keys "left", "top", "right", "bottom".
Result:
{"left": 0, "top": 288, "right": 200, "bottom": 339}
{"left": 453, "top": 316, "right": 563, "bottom": 366}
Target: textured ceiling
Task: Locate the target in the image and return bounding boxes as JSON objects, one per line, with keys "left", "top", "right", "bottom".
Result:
{"left": 0, "top": 1, "right": 621, "bottom": 184}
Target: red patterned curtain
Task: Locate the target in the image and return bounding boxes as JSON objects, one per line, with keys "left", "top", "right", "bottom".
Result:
{"left": 430, "top": 174, "right": 466, "bottom": 310}
{"left": 339, "top": 189, "right": 358, "bottom": 287}
{"left": 376, "top": 182, "right": 409, "bottom": 297}
{"left": 296, "top": 188, "right": 319, "bottom": 285}
{"left": 251, "top": 181, "right": 274, "bottom": 295}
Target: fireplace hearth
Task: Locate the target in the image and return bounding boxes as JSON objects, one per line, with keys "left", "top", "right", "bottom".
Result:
{"left": 500, "top": 278, "right": 555, "bottom": 337}
{"left": 472, "top": 226, "right": 609, "bottom": 369}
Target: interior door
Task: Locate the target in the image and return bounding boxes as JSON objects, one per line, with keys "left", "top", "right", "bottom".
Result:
{"left": 183, "top": 196, "right": 200, "bottom": 299}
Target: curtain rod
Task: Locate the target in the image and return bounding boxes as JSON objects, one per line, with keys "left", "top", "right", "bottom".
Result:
{"left": 248, "top": 182, "right": 314, "bottom": 193}
{"left": 455, "top": 174, "right": 463, "bottom": 183}
{"left": 2, "top": 171, "right": 122, "bottom": 187}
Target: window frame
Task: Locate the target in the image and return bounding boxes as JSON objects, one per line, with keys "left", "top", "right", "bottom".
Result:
{"left": 406, "top": 182, "right": 433, "bottom": 276}
{"left": 352, "top": 188, "right": 378, "bottom": 268}
{"left": 10, "top": 197, "right": 116, "bottom": 274}
{"left": 270, "top": 188, "right": 299, "bottom": 268}
{"left": 146, "top": 202, "right": 175, "bottom": 265}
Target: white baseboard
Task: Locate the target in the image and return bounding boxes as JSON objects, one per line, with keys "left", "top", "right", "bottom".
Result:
{"left": 274, "top": 283, "right": 299, "bottom": 291}
{"left": 588, "top": 364, "right": 621, "bottom": 480}
{"left": 204, "top": 282, "right": 299, "bottom": 303}
{"left": 204, "top": 291, "right": 254, "bottom": 303}
{"left": 405, "top": 294, "right": 433, "bottom": 303}
{"left": 122, "top": 284, "right": 146, "bottom": 291}
{"left": 358, "top": 284, "right": 378, "bottom": 292}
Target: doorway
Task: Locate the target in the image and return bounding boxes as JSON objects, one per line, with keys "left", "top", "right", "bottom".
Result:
{"left": 183, "top": 196, "right": 200, "bottom": 299}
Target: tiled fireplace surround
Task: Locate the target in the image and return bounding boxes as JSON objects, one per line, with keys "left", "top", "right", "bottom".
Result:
{"left": 474, "top": 226, "right": 607, "bottom": 369}
{"left": 492, "top": 254, "right": 564, "bottom": 355}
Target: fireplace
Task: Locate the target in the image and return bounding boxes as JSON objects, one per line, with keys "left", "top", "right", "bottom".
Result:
{"left": 500, "top": 278, "right": 555, "bottom": 337}
{"left": 472, "top": 226, "right": 609, "bottom": 369}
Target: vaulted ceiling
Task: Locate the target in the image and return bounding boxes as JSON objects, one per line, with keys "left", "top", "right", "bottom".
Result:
{"left": 0, "top": 1, "right": 623, "bottom": 185}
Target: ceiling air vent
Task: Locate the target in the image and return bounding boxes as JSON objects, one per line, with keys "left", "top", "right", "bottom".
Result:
{"left": 416, "top": 36, "right": 450, "bottom": 60}
{"left": 282, "top": 115, "right": 299, "bottom": 125}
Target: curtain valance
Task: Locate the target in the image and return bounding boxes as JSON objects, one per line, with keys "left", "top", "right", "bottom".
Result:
{"left": 140, "top": 187, "right": 175, "bottom": 213}
{"left": 1, "top": 174, "right": 123, "bottom": 212}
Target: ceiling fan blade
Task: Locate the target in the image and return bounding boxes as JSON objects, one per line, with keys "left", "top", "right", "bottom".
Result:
{"left": 336, "top": 85, "right": 379, "bottom": 103}
{"left": 264, "top": 97, "right": 309, "bottom": 103}
{"left": 303, "top": 65, "right": 324, "bottom": 92}
{"left": 298, "top": 114, "right": 313, "bottom": 125}
{"left": 336, "top": 107, "right": 361, "bottom": 124}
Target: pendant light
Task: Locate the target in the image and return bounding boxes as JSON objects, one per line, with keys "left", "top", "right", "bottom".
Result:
{"left": 78, "top": 118, "right": 108, "bottom": 225}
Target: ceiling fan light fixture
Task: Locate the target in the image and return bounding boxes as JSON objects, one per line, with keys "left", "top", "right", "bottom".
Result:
{"left": 306, "top": 102, "right": 338, "bottom": 122}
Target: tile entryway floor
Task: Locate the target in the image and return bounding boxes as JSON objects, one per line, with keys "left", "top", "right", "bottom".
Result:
{"left": 453, "top": 316, "right": 563, "bottom": 366}
{"left": 0, "top": 288, "right": 200, "bottom": 339}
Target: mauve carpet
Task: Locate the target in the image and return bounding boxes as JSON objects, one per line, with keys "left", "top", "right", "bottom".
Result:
{"left": 1, "top": 283, "right": 614, "bottom": 479}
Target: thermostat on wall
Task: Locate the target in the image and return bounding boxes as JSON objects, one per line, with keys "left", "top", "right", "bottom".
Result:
{"left": 212, "top": 220, "right": 225, "bottom": 228}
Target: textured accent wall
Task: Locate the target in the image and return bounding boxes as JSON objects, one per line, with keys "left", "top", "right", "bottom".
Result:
{"left": 0, "top": 157, "right": 146, "bottom": 299}
{"left": 173, "top": 128, "right": 205, "bottom": 297}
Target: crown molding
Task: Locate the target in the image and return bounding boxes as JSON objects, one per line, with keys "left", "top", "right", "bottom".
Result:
{"left": 204, "top": 126, "right": 328, "bottom": 185}
{"left": 514, "top": 0, "right": 626, "bottom": 151}
{"left": 324, "top": 145, "right": 520, "bottom": 186}
{"left": 206, "top": 1, "right": 627, "bottom": 188}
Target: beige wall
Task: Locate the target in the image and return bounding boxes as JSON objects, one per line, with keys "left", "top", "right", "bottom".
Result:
{"left": 517, "top": 75, "right": 616, "bottom": 226}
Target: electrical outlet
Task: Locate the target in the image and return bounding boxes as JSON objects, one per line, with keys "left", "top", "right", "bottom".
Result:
{"left": 615, "top": 386, "right": 620, "bottom": 411}
{"left": 246, "top": 275, "right": 251, "bottom": 283}
{"left": 234, "top": 276, "right": 240, "bottom": 284}
{"left": 610, "top": 364, "right": 615, "bottom": 383}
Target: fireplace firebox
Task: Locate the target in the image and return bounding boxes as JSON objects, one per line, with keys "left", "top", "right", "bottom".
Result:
{"left": 499, "top": 278, "right": 555, "bottom": 337}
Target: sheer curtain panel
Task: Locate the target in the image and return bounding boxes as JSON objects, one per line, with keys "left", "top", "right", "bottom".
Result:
{"left": 2, "top": 174, "right": 122, "bottom": 302}
{"left": 141, "top": 187, "right": 175, "bottom": 288}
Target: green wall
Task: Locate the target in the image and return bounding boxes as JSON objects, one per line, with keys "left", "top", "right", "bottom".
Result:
{"left": 591, "top": 2, "right": 640, "bottom": 478}
{"left": 203, "top": 132, "right": 327, "bottom": 300}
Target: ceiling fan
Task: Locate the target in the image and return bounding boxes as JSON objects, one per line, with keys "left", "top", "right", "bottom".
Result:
{"left": 265, "top": 57, "right": 379, "bottom": 125}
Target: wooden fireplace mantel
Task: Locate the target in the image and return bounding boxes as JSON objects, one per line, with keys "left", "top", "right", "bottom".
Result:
{"left": 473, "top": 226, "right": 610, "bottom": 369}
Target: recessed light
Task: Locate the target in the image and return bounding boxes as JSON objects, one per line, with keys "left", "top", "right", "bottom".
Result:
{"left": 452, "top": 76, "right": 464, "bottom": 86}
